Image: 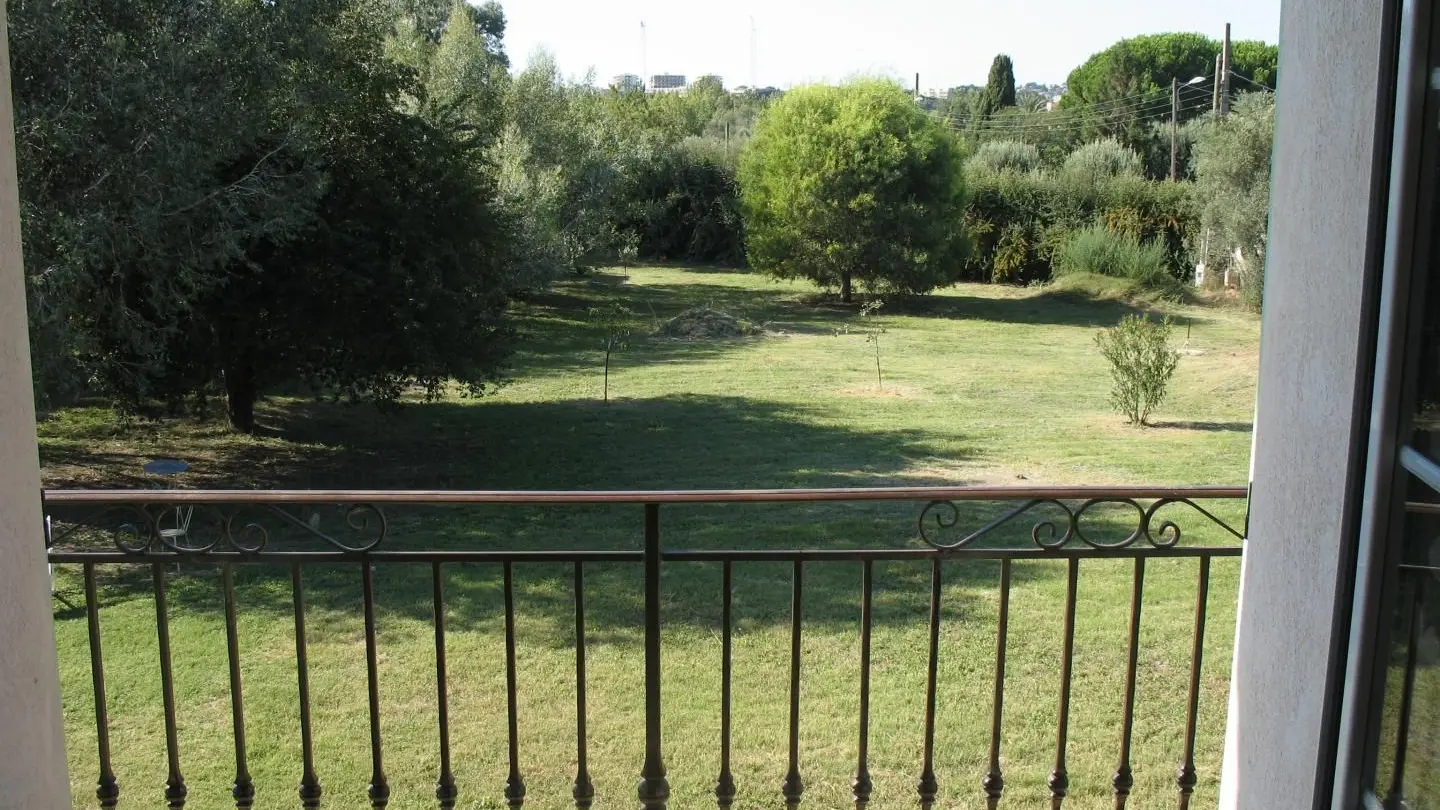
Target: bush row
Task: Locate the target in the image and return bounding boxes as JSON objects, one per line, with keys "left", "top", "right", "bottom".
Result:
{"left": 961, "top": 169, "right": 1192, "bottom": 285}
{"left": 624, "top": 141, "right": 1197, "bottom": 294}
{"left": 619, "top": 139, "right": 746, "bottom": 266}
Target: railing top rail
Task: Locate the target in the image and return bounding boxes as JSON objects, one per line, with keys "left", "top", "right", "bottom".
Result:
{"left": 43, "top": 484, "right": 1248, "bottom": 506}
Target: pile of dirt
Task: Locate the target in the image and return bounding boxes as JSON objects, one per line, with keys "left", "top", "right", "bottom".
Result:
{"left": 658, "top": 307, "right": 761, "bottom": 339}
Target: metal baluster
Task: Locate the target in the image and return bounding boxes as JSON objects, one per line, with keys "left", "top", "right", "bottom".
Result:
{"left": 574, "top": 562, "right": 595, "bottom": 809}
{"left": 433, "top": 563, "right": 457, "bottom": 810}
{"left": 504, "top": 561, "right": 527, "bottom": 808}
{"left": 853, "top": 560, "right": 874, "bottom": 810}
{"left": 222, "top": 564, "right": 254, "bottom": 808}
{"left": 362, "top": 561, "right": 390, "bottom": 808}
{"left": 84, "top": 564, "right": 120, "bottom": 809}
{"left": 1385, "top": 575, "right": 1425, "bottom": 809}
{"left": 1175, "top": 558, "right": 1209, "bottom": 810}
{"left": 983, "top": 559, "right": 1012, "bottom": 810}
{"left": 1112, "top": 559, "right": 1145, "bottom": 809}
{"left": 638, "top": 504, "right": 670, "bottom": 810}
{"left": 292, "top": 564, "right": 322, "bottom": 809}
{"left": 716, "top": 561, "right": 736, "bottom": 808}
{"left": 917, "top": 558, "right": 941, "bottom": 809}
{"left": 1048, "top": 558, "right": 1079, "bottom": 810}
{"left": 783, "top": 560, "right": 805, "bottom": 809}
{"left": 153, "top": 563, "right": 187, "bottom": 809}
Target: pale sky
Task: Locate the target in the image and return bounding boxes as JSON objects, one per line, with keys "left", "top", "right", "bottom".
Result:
{"left": 501, "top": 0, "right": 1281, "bottom": 90}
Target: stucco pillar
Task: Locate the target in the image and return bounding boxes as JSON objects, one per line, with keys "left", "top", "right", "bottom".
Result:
{"left": 0, "top": 3, "right": 72, "bottom": 808}
{"left": 1219, "top": 0, "right": 1388, "bottom": 807}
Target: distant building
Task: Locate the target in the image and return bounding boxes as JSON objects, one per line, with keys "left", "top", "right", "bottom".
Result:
{"left": 649, "top": 73, "right": 687, "bottom": 93}
{"left": 610, "top": 74, "right": 643, "bottom": 92}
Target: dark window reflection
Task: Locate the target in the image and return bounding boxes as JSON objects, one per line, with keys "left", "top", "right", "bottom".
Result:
{"left": 1376, "top": 13, "right": 1440, "bottom": 802}
{"left": 1373, "top": 512, "right": 1440, "bottom": 806}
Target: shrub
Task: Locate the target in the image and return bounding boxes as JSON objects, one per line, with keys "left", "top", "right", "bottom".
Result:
{"left": 1193, "top": 92, "right": 1274, "bottom": 309}
{"left": 740, "top": 80, "right": 968, "bottom": 302}
{"left": 622, "top": 138, "right": 746, "bottom": 266}
{"left": 1063, "top": 138, "right": 1143, "bottom": 184}
{"left": 965, "top": 140, "right": 1042, "bottom": 175}
{"left": 1095, "top": 315, "right": 1180, "bottom": 425}
{"left": 1057, "top": 224, "right": 1170, "bottom": 286}
{"left": 962, "top": 171, "right": 1192, "bottom": 286}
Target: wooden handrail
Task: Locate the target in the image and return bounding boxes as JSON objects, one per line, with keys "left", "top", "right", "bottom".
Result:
{"left": 43, "top": 485, "right": 1248, "bottom": 506}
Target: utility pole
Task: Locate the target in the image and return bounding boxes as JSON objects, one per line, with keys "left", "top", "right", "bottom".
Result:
{"left": 915, "top": 72, "right": 920, "bottom": 99}
{"left": 1213, "top": 53, "right": 1222, "bottom": 111}
{"left": 641, "top": 21, "right": 648, "bottom": 94}
{"left": 1170, "top": 76, "right": 1179, "bottom": 180}
{"left": 1220, "top": 23, "right": 1232, "bottom": 117}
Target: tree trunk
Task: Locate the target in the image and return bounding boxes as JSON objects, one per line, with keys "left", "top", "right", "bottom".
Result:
{"left": 224, "top": 358, "right": 258, "bottom": 434}
{"left": 840, "top": 271, "right": 853, "bottom": 304}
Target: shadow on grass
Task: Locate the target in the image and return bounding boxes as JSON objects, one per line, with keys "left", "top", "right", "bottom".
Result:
{"left": 889, "top": 289, "right": 1165, "bottom": 328}
{"left": 507, "top": 275, "right": 876, "bottom": 378}
{"left": 1151, "top": 420, "right": 1253, "bottom": 433}
{"left": 41, "top": 267, "right": 1233, "bottom": 647}
{"left": 511, "top": 274, "right": 1201, "bottom": 382}
{"left": 56, "top": 515, "right": 1080, "bottom": 646}
{"left": 45, "top": 391, "right": 1107, "bottom": 639}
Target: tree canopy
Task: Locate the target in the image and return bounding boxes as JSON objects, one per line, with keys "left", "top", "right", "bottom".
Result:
{"left": 1193, "top": 92, "right": 1275, "bottom": 306}
{"left": 739, "top": 80, "right": 968, "bottom": 302}
{"left": 1062, "top": 32, "right": 1277, "bottom": 141}
{"left": 14, "top": 0, "right": 516, "bottom": 431}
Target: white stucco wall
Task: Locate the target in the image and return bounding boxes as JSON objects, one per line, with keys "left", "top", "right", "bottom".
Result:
{"left": 0, "top": 3, "right": 72, "bottom": 808}
{"left": 1220, "top": 0, "right": 1387, "bottom": 807}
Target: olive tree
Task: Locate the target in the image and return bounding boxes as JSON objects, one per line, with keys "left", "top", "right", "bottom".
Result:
{"left": 739, "top": 80, "right": 968, "bottom": 302}
{"left": 1193, "top": 92, "right": 1275, "bottom": 307}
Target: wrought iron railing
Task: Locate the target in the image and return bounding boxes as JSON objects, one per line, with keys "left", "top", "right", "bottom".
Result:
{"left": 44, "top": 485, "right": 1246, "bottom": 810}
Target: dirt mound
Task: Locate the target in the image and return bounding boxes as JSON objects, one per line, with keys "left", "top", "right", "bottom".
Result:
{"left": 658, "top": 307, "right": 761, "bottom": 339}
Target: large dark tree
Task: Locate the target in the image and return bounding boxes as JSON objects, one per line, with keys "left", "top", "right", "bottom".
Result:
{"left": 14, "top": 0, "right": 519, "bottom": 431}
{"left": 12, "top": 0, "right": 325, "bottom": 407}
{"left": 197, "top": 115, "right": 514, "bottom": 432}
{"left": 388, "top": 0, "right": 509, "bottom": 64}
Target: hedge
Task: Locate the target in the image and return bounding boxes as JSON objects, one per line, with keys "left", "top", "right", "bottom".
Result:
{"left": 962, "top": 171, "right": 1192, "bottom": 284}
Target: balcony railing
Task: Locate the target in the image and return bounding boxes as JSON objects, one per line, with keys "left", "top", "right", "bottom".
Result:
{"left": 44, "top": 485, "right": 1246, "bottom": 810}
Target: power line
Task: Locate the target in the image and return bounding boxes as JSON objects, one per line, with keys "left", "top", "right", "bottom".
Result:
{"left": 1228, "top": 71, "right": 1274, "bottom": 91}
{"left": 930, "top": 79, "right": 1211, "bottom": 121}
{"left": 930, "top": 82, "right": 1215, "bottom": 131}
{"left": 934, "top": 96, "right": 1176, "bottom": 130}
{"left": 935, "top": 93, "right": 1213, "bottom": 134}
{"left": 1061, "top": 78, "right": 1215, "bottom": 115}
{"left": 938, "top": 97, "right": 1214, "bottom": 136}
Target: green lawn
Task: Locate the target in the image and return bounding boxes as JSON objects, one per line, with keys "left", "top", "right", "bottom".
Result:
{"left": 42, "top": 266, "right": 1259, "bottom": 810}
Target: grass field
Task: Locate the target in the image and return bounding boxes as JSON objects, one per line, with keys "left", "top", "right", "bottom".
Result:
{"left": 42, "top": 266, "right": 1260, "bottom": 810}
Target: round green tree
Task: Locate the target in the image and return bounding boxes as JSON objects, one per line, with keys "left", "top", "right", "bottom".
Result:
{"left": 738, "top": 80, "right": 968, "bottom": 302}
